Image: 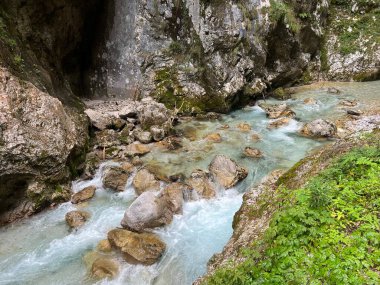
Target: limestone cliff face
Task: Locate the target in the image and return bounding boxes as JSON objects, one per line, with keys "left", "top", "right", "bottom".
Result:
{"left": 0, "top": 68, "right": 88, "bottom": 225}
{"left": 311, "top": 0, "right": 380, "bottom": 81}
{"left": 89, "top": 0, "right": 329, "bottom": 112}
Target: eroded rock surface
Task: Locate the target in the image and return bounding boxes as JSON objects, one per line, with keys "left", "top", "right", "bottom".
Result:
{"left": 91, "top": 258, "right": 119, "bottom": 280}
{"left": 121, "top": 191, "right": 172, "bottom": 232}
{"left": 209, "top": 155, "right": 248, "bottom": 189}
{"left": 71, "top": 186, "right": 96, "bottom": 204}
{"left": 258, "top": 103, "right": 296, "bottom": 119}
{"left": 186, "top": 170, "right": 216, "bottom": 199}
{"left": 0, "top": 68, "right": 87, "bottom": 224}
{"left": 301, "top": 119, "right": 337, "bottom": 138}
{"left": 132, "top": 168, "right": 160, "bottom": 195}
{"left": 65, "top": 210, "right": 90, "bottom": 228}
{"left": 107, "top": 228, "right": 166, "bottom": 265}
{"left": 103, "top": 166, "right": 131, "bottom": 192}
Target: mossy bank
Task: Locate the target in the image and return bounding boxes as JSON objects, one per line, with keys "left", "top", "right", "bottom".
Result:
{"left": 200, "top": 130, "right": 380, "bottom": 284}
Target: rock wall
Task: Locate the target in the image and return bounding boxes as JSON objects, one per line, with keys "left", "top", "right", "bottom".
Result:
{"left": 89, "top": 0, "right": 329, "bottom": 113}
{"left": 0, "top": 0, "right": 106, "bottom": 103}
{"left": 311, "top": 0, "right": 380, "bottom": 81}
{"left": 0, "top": 67, "right": 88, "bottom": 224}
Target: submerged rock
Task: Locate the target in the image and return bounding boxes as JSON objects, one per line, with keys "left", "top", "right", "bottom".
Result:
{"left": 339, "top": 99, "right": 358, "bottom": 107}
{"left": 209, "top": 155, "right": 248, "bottom": 189}
{"left": 65, "top": 210, "right": 90, "bottom": 228}
{"left": 236, "top": 122, "right": 252, "bottom": 132}
{"left": 251, "top": 133, "right": 261, "bottom": 142}
{"left": 300, "top": 119, "right": 337, "bottom": 138}
{"left": 204, "top": 133, "right": 222, "bottom": 143}
{"left": 244, "top": 147, "right": 263, "bottom": 158}
{"left": 258, "top": 103, "right": 296, "bottom": 119}
{"left": 268, "top": 118, "right": 291, "bottom": 129}
{"left": 327, "top": 87, "right": 341, "bottom": 94}
{"left": 91, "top": 258, "right": 119, "bottom": 279}
{"left": 103, "top": 166, "right": 131, "bottom": 192}
{"left": 96, "top": 239, "right": 112, "bottom": 253}
{"left": 107, "top": 228, "right": 166, "bottom": 265}
{"left": 132, "top": 169, "right": 160, "bottom": 195}
{"left": 303, "top": 98, "right": 317, "bottom": 105}
{"left": 71, "top": 186, "right": 96, "bottom": 204}
{"left": 160, "top": 136, "right": 183, "bottom": 150}
{"left": 186, "top": 170, "right": 216, "bottom": 199}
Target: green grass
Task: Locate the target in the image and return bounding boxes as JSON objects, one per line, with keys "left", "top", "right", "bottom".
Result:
{"left": 205, "top": 143, "right": 380, "bottom": 284}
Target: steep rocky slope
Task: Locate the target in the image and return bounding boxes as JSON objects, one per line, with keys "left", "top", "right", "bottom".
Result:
{"left": 90, "top": 0, "right": 330, "bottom": 112}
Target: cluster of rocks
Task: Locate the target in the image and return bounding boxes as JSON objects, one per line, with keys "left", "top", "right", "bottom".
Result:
{"left": 80, "top": 98, "right": 178, "bottom": 179}
{"left": 64, "top": 154, "right": 248, "bottom": 280}
{"left": 258, "top": 102, "right": 338, "bottom": 139}
{"left": 84, "top": 98, "right": 174, "bottom": 159}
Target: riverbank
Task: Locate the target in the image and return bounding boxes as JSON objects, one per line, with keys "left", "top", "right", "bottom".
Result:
{"left": 200, "top": 129, "right": 380, "bottom": 284}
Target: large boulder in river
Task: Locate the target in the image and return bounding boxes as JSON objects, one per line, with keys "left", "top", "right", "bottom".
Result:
{"left": 186, "top": 170, "right": 216, "bottom": 199}
{"left": 121, "top": 191, "right": 172, "bottom": 232}
{"left": 0, "top": 68, "right": 88, "bottom": 224}
{"left": 103, "top": 166, "right": 131, "bottom": 192}
{"left": 162, "top": 183, "right": 187, "bottom": 214}
{"left": 209, "top": 155, "right": 248, "bottom": 189}
{"left": 65, "top": 210, "right": 90, "bottom": 228}
{"left": 132, "top": 169, "right": 160, "bottom": 195}
{"left": 258, "top": 103, "right": 296, "bottom": 119}
{"left": 71, "top": 186, "right": 96, "bottom": 204}
{"left": 107, "top": 228, "right": 166, "bottom": 265}
{"left": 300, "top": 119, "right": 337, "bottom": 138}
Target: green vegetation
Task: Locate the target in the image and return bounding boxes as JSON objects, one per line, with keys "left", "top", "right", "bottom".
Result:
{"left": 0, "top": 16, "right": 16, "bottom": 47}
{"left": 152, "top": 67, "right": 228, "bottom": 114}
{"left": 205, "top": 141, "right": 380, "bottom": 284}
{"left": 330, "top": 0, "right": 380, "bottom": 55}
{"left": 269, "top": 0, "right": 301, "bottom": 33}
